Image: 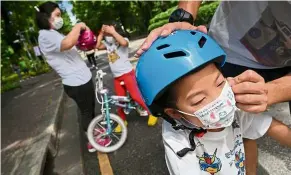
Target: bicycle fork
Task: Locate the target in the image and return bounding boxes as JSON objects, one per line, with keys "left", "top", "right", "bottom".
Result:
{"left": 104, "top": 93, "right": 112, "bottom": 134}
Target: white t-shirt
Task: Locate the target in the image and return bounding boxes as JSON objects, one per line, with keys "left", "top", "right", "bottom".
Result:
{"left": 163, "top": 110, "right": 272, "bottom": 175}
{"left": 209, "top": 1, "right": 291, "bottom": 69}
{"left": 102, "top": 38, "right": 133, "bottom": 77}
{"left": 38, "top": 29, "right": 91, "bottom": 86}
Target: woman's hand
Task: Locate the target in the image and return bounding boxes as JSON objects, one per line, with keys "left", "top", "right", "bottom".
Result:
{"left": 227, "top": 70, "right": 268, "bottom": 113}
{"left": 75, "top": 22, "right": 89, "bottom": 31}
{"left": 135, "top": 22, "right": 207, "bottom": 57}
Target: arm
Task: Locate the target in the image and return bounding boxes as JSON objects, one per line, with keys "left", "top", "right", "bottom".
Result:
{"left": 95, "top": 31, "right": 106, "bottom": 50}
{"left": 178, "top": 0, "right": 202, "bottom": 19}
{"left": 61, "top": 23, "right": 87, "bottom": 52}
{"left": 267, "top": 118, "right": 291, "bottom": 147}
{"left": 266, "top": 73, "right": 291, "bottom": 106}
{"left": 112, "top": 31, "right": 128, "bottom": 47}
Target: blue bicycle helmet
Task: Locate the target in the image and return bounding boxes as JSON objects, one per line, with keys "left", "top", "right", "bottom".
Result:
{"left": 136, "top": 30, "right": 226, "bottom": 114}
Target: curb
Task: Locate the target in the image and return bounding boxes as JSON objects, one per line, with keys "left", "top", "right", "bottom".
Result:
{"left": 40, "top": 87, "right": 67, "bottom": 174}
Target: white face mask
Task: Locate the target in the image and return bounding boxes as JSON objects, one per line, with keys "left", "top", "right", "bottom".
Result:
{"left": 177, "top": 81, "right": 238, "bottom": 129}
{"left": 105, "top": 36, "right": 115, "bottom": 44}
{"left": 52, "top": 17, "right": 63, "bottom": 30}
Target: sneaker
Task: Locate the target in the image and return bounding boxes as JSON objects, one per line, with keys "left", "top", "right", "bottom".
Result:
{"left": 114, "top": 120, "right": 128, "bottom": 133}
{"left": 137, "top": 106, "right": 148, "bottom": 116}
{"left": 87, "top": 142, "right": 97, "bottom": 152}
{"left": 96, "top": 136, "right": 112, "bottom": 147}
{"left": 148, "top": 115, "right": 158, "bottom": 126}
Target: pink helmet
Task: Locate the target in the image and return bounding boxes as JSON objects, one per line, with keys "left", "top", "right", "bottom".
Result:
{"left": 76, "top": 30, "right": 97, "bottom": 51}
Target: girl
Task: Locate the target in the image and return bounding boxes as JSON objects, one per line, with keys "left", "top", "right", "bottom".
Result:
{"left": 95, "top": 22, "right": 157, "bottom": 132}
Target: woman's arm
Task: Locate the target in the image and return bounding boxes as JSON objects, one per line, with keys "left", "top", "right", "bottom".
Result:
{"left": 95, "top": 30, "right": 106, "bottom": 50}
{"left": 60, "top": 22, "right": 87, "bottom": 52}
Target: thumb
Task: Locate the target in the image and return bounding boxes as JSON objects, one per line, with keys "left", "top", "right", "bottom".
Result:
{"left": 227, "top": 77, "right": 235, "bottom": 86}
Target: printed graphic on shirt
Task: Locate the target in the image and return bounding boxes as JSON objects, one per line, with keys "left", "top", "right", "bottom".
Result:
{"left": 232, "top": 119, "right": 240, "bottom": 129}
{"left": 234, "top": 149, "right": 245, "bottom": 175}
{"left": 197, "top": 148, "right": 222, "bottom": 175}
{"left": 225, "top": 136, "right": 243, "bottom": 159}
{"left": 240, "top": 6, "right": 291, "bottom": 67}
{"left": 108, "top": 50, "right": 120, "bottom": 63}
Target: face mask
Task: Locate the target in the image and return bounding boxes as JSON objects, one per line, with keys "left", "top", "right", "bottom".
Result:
{"left": 105, "top": 36, "right": 115, "bottom": 44}
{"left": 52, "top": 17, "right": 63, "bottom": 30}
{"left": 177, "top": 81, "right": 238, "bottom": 129}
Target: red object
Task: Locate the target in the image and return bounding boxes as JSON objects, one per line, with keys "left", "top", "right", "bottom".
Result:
{"left": 76, "top": 30, "right": 97, "bottom": 51}
{"left": 114, "top": 70, "right": 149, "bottom": 120}
{"left": 195, "top": 131, "right": 206, "bottom": 138}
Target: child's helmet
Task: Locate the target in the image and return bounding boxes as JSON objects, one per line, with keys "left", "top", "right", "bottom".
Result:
{"left": 136, "top": 30, "right": 226, "bottom": 115}
{"left": 76, "top": 30, "right": 97, "bottom": 51}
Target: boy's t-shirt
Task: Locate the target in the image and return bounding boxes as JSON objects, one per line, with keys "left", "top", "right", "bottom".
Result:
{"left": 163, "top": 110, "right": 272, "bottom": 175}
{"left": 102, "top": 38, "right": 133, "bottom": 78}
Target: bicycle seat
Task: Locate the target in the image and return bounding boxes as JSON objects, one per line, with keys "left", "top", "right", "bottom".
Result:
{"left": 120, "top": 81, "right": 125, "bottom": 86}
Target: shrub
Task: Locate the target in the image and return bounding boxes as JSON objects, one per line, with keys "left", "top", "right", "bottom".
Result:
{"left": 148, "top": 1, "right": 220, "bottom": 31}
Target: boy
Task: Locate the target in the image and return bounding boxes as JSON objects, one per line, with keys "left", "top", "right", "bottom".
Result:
{"left": 136, "top": 30, "right": 291, "bottom": 175}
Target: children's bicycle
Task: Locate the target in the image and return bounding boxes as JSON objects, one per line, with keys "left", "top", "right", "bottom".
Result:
{"left": 88, "top": 69, "right": 148, "bottom": 153}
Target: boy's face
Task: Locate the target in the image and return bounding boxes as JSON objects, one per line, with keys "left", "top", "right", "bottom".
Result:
{"left": 165, "top": 63, "right": 226, "bottom": 128}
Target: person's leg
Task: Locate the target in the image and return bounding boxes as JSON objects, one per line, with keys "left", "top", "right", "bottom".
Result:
{"left": 114, "top": 77, "right": 127, "bottom": 121}
{"left": 87, "top": 54, "right": 93, "bottom": 66}
{"left": 122, "top": 70, "right": 149, "bottom": 112}
{"left": 64, "top": 79, "right": 96, "bottom": 132}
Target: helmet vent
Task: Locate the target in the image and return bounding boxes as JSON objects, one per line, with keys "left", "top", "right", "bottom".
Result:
{"left": 157, "top": 44, "right": 170, "bottom": 50}
{"left": 198, "top": 36, "right": 206, "bottom": 48}
{"left": 164, "top": 51, "right": 186, "bottom": 59}
{"left": 190, "top": 31, "right": 196, "bottom": 35}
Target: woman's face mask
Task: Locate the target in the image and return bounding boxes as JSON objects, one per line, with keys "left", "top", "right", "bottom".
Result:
{"left": 105, "top": 36, "right": 116, "bottom": 44}
{"left": 52, "top": 17, "right": 63, "bottom": 30}
{"left": 177, "top": 82, "right": 238, "bottom": 129}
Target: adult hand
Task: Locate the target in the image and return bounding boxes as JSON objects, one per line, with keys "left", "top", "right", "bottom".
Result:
{"left": 76, "top": 22, "right": 89, "bottom": 31}
{"left": 135, "top": 22, "right": 207, "bottom": 57}
{"left": 227, "top": 70, "right": 268, "bottom": 113}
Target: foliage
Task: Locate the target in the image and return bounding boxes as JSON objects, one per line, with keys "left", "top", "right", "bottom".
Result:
{"left": 148, "top": 1, "right": 220, "bottom": 31}
{"left": 195, "top": 1, "right": 220, "bottom": 26}
{"left": 72, "top": 1, "right": 178, "bottom": 36}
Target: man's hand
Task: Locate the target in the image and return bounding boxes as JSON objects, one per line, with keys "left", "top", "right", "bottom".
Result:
{"left": 227, "top": 70, "right": 268, "bottom": 113}
{"left": 135, "top": 22, "right": 207, "bottom": 57}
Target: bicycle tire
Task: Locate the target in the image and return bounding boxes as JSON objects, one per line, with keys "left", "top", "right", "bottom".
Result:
{"left": 87, "top": 113, "right": 127, "bottom": 153}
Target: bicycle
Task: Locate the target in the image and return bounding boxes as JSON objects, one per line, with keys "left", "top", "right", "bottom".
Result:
{"left": 88, "top": 69, "right": 139, "bottom": 153}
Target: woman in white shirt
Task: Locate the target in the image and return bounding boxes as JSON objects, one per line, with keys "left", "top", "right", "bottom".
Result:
{"left": 35, "top": 1, "right": 103, "bottom": 152}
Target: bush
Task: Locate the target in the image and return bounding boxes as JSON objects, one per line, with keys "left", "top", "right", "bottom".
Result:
{"left": 195, "top": 1, "right": 220, "bottom": 26}
{"left": 1, "top": 81, "right": 20, "bottom": 93}
{"left": 148, "top": 1, "right": 220, "bottom": 31}
{"left": 1, "top": 74, "right": 19, "bottom": 84}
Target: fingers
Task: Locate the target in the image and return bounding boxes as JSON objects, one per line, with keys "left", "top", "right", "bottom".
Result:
{"left": 231, "top": 81, "right": 267, "bottom": 95}
{"left": 233, "top": 70, "right": 265, "bottom": 84}
{"left": 135, "top": 22, "right": 208, "bottom": 57}
{"left": 235, "top": 93, "right": 268, "bottom": 105}
{"left": 236, "top": 103, "right": 268, "bottom": 113}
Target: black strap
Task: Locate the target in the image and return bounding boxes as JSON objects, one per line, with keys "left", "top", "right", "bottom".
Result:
{"left": 176, "top": 128, "right": 207, "bottom": 157}
{"left": 169, "top": 8, "right": 195, "bottom": 25}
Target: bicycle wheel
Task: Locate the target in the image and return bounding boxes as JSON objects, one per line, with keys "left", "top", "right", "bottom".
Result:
{"left": 87, "top": 113, "right": 127, "bottom": 153}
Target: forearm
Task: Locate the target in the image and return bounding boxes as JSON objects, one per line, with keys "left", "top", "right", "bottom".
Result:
{"left": 61, "top": 25, "right": 81, "bottom": 51}
{"left": 96, "top": 32, "right": 106, "bottom": 50}
{"left": 178, "top": 0, "right": 202, "bottom": 19}
{"left": 112, "top": 31, "right": 128, "bottom": 47}
{"left": 266, "top": 73, "right": 291, "bottom": 106}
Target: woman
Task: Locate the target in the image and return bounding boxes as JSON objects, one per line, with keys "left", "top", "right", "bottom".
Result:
{"left": 35, "top": 1, "right": 108, "bottom": 152}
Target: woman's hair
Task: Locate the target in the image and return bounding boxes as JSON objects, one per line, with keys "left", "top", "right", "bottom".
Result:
{"left": 35, "top": 1, "right": 59, "bottom": 30}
